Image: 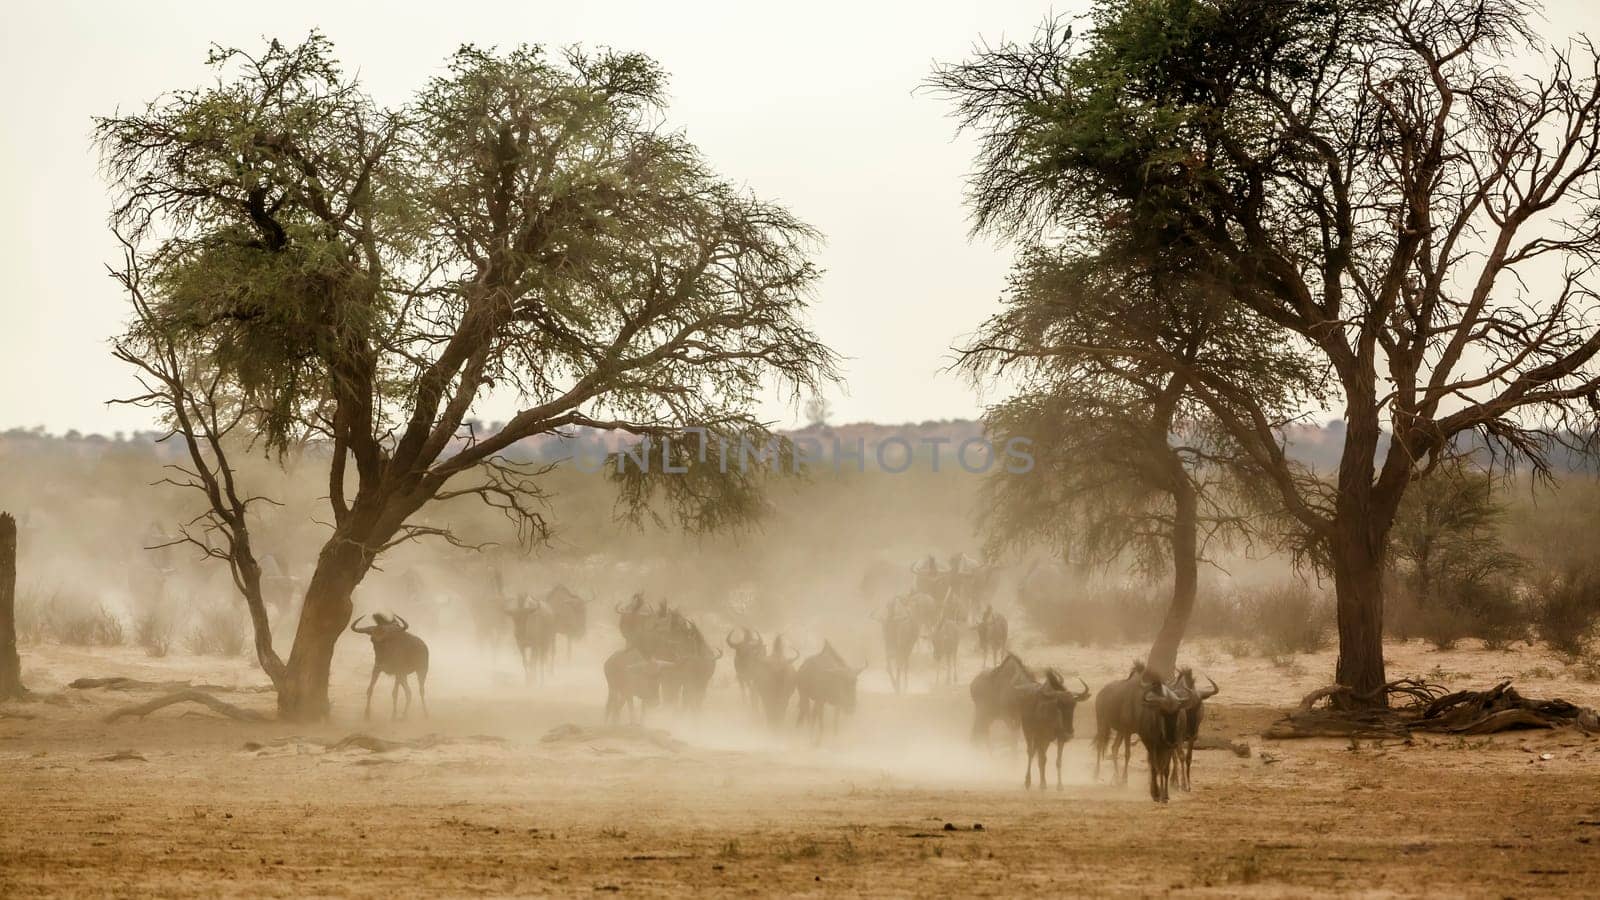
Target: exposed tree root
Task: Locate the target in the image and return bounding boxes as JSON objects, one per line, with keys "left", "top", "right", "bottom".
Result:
{"left": 103, "top": 690, "right": 270, "bottom": 723}
{"left": 1266, "top": 678, "right": 1599, "bottom": 740}
{"left": 71, "top": 676, "right": 268, "bottom": 693}
{"left": 241, "top": 733, "right": 507, "bottom": 754}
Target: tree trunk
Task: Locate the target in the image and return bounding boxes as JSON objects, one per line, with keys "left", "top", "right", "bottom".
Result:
{"left": 0, "top": 512, "right": 23, "bottom": 699}
{"left": 277, "top": 541, "right": 369, "bottom": 721}
{"left": 1329, "top": 520, "right": 1388, "bottom": 703}
{"left": 1146, "top": 480, "right": 1198, "bottom": 681}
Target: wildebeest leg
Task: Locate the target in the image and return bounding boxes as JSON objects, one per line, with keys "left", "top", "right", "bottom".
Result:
{"left": 1121, "top": 733, "right": 1134, "bottom": 786}
{"left": 417, "top": 671, "right": 429, "bottom": 719}
{"left": 1023, "top": 737, "right": 1034, "bottom": 788}
{"left": 520, "top": 647, "right": 532, "bottom": 685}
{"left": 604, "top": 689, "right": 619, "bottom": 725}
{"left": 364, "top": 665, "right": 381, "bottom": 721}
{"left": 398, "top": 675, "right": 413, "bottom": 720}
{"left": 391, "top": 675, "right": 401, "bottom": 720}
{"left": 1055, "top": 739, "right": 1065, "bottom": 791}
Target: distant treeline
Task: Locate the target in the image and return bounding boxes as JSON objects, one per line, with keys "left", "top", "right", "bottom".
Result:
{"left": 4, "top": 420, "right": 1593, "bottom": 474}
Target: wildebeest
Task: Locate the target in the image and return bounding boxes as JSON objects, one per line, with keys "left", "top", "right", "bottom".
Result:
{"left": 603, "top": 647, "right": 673, "bottom": 724}
{"left": 752, "top": 635, "right": 801, "bottom": 728}
{"left": 1170, "top": 668, "right": 1219, "bottom": 791}
{"left": 351, "top": 613, "right": 429, "bottom": 720}
{"left": 1093, "top": 661, "right": 1147, "bottom": 784}
{"left": 507, "top": 596, "right": 557, "bottom": 684}
{"left": 545, "top": 585, "right": 590, "bottom": 661}
{"left": 929, "top": 612, "right": 961, "bottom": 685}
{"left": 614, "top": 596, "right": 718, "bottom": 710}
{"left": 794, "top": 641, "right": 868, "bottom": 741}
{"left": 1135, "top": 678, "right": 1191, "bottom": 803}
{"left": 1020, "top": 670, "right": 1092, "bottom": 790}
{"left": 974, "top": 606, "right": 1009, "bottom": 667}
{"left": 662, "top": 620, "right": 721, "bottom": 712}
{"left": 726, "top": 627, "right": 767, "bottom": 707}
{"left": 616, "top": 594, "right": 689, "bottom": 658}
{"left": 880, "top": 598, "right": 920, "bottom": 694}
{"left": 616, "top": 593, "right": 653, "bottom": 649}
{"left": 969, "top": 651, "right": 1039, "bottom": 745}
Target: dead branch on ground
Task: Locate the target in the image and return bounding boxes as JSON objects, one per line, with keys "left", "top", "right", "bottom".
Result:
{"left": 103, "top": 690, "right": 270, "bottom": 723}
{"left": 1267, "top": 679, "right": 1599, "bottom": 740}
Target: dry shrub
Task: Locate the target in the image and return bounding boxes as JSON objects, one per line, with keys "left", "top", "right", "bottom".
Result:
{"left": 13, "top": 588, "right": 48, "bottom": 644}
{"left": 1528, "top": 564, "right": 1600, "bottom": 659}
{"left": 134, "top": 604, "right": 177, "bottom": 658}
{"left": 1387, "top": 575, "right": 1525, "bottom": 652}
{"left": 186, "top": 602, "right": 248, "bottom": 657}
{"left": 1234, "top": 581, "right": 1332, "bottom": 657}
{"left": 1016, "top": 581, "right": 1168, "bottom": 646}
{"left": 45, "top": 594, "right": 127, "bottom": 647}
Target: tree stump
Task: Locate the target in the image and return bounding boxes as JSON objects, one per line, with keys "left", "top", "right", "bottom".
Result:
{"left": 0, "top": 511, "right": 24, "bottom": 700}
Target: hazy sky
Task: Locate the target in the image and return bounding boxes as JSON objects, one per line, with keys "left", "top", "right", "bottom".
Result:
{"left": 3, "top": 2, "right": 1594, "bottom": 435}
{"left": 0, "top": 0, "right": 1074, "bottom": 435}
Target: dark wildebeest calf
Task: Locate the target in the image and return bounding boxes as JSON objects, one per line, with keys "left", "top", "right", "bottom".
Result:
{"left": 880, "top": 598, "right": 920, "bottom": 694}
{"left": 507, "top": 596, "right": 556, "bottom": 684}
{"left": 929, "top": 612, "right": 960, "bottom": 686}
{"left": 974, "top": 606, "right": 1009, "bottom": 667}
{"left": 1170, "top": 667, "right": 1220, "bottom": 791}
{"left": 351, "top": 613, "right": 430, "bottom": 720}
{"left": 1020, "top": 670, "right": 1092, "bottom": 790}
{"left": 545, "top": 585, "right": 590, "bottom": 661}
{"left": 1093, "top": 661, "right": 1147, "bottom": 784}
{"left": 795, "top": 641, "right": 867, "bottom": 742}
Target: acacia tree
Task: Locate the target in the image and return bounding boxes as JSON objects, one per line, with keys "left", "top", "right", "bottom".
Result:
{"left": 934, "top": 0, "right": 1600, "bottom": 699}
{"left": 1390, "top": 463, "right": 1522, "bottom": 610}
{"left": 961, "top": 246, "right": 1314, "bottom": 676}
{"left": 102, "top": 37, "right": 834, "bottom": 720}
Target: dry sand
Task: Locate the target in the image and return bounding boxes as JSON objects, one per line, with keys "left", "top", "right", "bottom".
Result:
{"left": 3, "top": 635, "right": 1599, "bottom": 897}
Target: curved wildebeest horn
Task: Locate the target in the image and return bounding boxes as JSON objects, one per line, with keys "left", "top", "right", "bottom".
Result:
{"left": 393, "top": 614, "right": 409, "bottom": 632}
{"left": 349, "top": 614, "right": 371, "bottom": 634}
{"left": 1074, "top": 676, "right": 1091, "bottom": 701}
{"left": 1200, "top": 675, "right": 1219, "bottom": 700}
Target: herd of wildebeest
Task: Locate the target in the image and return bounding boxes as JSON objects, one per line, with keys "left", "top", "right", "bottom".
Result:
{"left": 348, "top": 559, "right": 1221, "bottom": 803}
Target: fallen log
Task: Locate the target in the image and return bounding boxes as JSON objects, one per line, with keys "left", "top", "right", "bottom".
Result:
{"left": 241, "top": 733, "right": 507, "bottom": 754}
{"left": 71, "top": 677, "right": 266, "bottom": 692}
{"left": 1269, "top": 678, "right": 1598, "bottom": 740}
{"left": 103, "top": 690, "right": 269, "bottom": 723}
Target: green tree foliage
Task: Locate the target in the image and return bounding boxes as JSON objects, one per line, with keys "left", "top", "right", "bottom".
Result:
{"left": 100, "top": 36, "right": 836, "bottom": 718}
{"left": 959, "top": 243, "right": 1318, "bottom": 674}
{"left": 933, "top": 1, "right": 1600, "bottom": 697}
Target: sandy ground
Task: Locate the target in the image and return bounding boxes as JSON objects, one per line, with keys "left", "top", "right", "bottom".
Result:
{"left": 3, "top": 633, "right": 1600, "bottom": 898}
